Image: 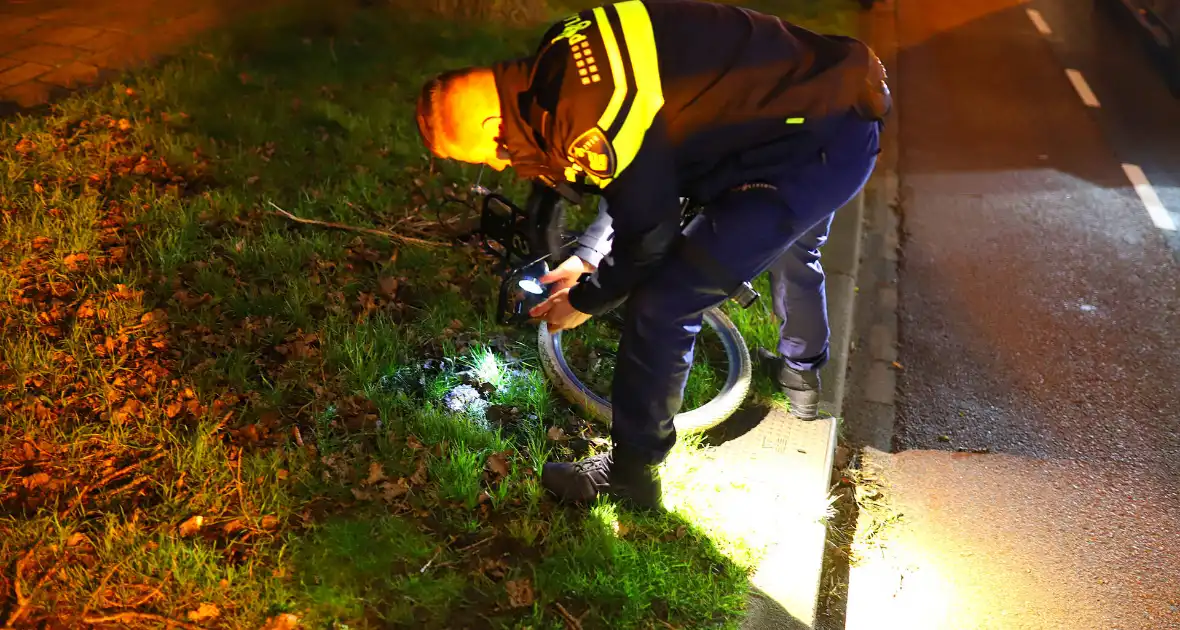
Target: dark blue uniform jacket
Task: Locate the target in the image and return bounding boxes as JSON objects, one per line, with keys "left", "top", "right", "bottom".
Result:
{"left": 491, "top": 0, "right": 891, "bottom": 315}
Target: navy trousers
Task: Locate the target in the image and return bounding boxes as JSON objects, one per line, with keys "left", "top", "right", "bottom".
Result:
{"left": 611, "top": 115, "right": 880, "bottom": 463}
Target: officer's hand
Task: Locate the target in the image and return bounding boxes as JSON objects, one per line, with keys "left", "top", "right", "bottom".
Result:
{"left": 529, "top": 288, "right": 591, "bottom": 332}
{"left": 540, "top": 255, "right": 596, "bottom": 293}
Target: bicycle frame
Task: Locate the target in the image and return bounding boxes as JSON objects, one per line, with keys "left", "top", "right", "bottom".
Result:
{"left": 469, "top": 180, "right": 760, "bottom": 326}
{"left": 471, "top": 188, "right": 557, "bottom": 326}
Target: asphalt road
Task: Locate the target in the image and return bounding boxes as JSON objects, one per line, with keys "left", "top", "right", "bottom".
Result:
{"left": 884, "top": 0, "right": 1180, "bottom": 626}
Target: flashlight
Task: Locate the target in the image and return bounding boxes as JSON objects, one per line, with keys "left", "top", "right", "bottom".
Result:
{"left": 516, "top": 260, "right": 550, "bottom": 296}
{"left": 518, "top": 277, "right": 545, "bottom": 295}
{"left": 498, "top": 259, "right": 552, "bottom": 325}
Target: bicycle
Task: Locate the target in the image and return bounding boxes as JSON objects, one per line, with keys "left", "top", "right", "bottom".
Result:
{"left": 466, "top": 178, "right": 756, "bottom": 435}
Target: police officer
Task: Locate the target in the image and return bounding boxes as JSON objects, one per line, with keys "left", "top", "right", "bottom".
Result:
{"left": 416, "top": 0, "right": 890, "bottom": 509}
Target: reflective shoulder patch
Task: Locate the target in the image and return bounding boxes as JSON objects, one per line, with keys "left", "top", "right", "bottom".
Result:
{"left": 567, "top": 127, "right": 616, "bottom": 179}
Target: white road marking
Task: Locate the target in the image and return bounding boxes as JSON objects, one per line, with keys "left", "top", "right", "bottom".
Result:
{"left": 1026, "top": 8, "right": 1053, "bottom": 36}
{"left": 1065, "top": 69, "right": 1101, "bottom": 108}
{"left": 1121, "top": 164, "right": 1178, "bottom": 231}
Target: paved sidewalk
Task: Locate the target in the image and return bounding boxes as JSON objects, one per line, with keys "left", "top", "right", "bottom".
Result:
{"left": 0, "top": 0, "right": 229, "bottom": 108}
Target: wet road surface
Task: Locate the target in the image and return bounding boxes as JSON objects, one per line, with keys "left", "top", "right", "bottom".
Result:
{"left": 869, "top": 0, "right": 1180, "bottom": 626}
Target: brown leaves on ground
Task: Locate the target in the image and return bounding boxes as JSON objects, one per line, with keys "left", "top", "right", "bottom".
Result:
{"left": 187, "top": 603, "right": 221, "bottom": 621}
{"left": 364, "top": 461, "right": 387, "bottom": 486}
{"left": 1, "top": 440, "right": 169, "bottom": 517}
{"left": 274, "top": 329, "right": 320, "bottom": 361}
{"left": 351, "top": 459, "right": 413, "bottom": 504}
{"left": 378, "top": 275, "right": 400, "bottom": 299}
{"left": 485, "top": 450, "right": 513, "bottom": 484}
{"left": 1, "top": 203, "right": 190, "bottom": 432}
{"left": 178, "top": 515, "right": 205, "bottom": 537}
{"left": 409, "top": 457, "right": 429, "bottom": 486}
{"left": 10, "top": 115, "right": 211, "bottom": 203}
{"left": 505, "top": 577, "right": 535, "bottom": 608}
{"left": 261, "top": 613, "right": 301, "bottom": 630}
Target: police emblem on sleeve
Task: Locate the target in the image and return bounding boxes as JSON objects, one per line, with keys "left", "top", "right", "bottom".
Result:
{"left": 567, "top": 127, "right": 616, "bottom": 179}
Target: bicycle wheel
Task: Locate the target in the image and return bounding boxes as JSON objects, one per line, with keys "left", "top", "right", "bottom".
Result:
{"left": 537, "top": 307, "right": 752, "bottom": 435}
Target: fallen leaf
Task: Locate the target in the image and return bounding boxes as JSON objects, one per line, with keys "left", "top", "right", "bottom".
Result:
{"left": 63, "top": 252, "right": 89, "bottom": 271}
{"left": 260, "top": 613, "right": 300, "bottom": 630}
{"left": 178, "top": 515, "right": 204, "bottom": 537}
{"left": 834, "top": 445, "right": 852, "bottom": 470}
{"left": 260, "top": 515, "right": 279, "bottom": 530}
{"left": 21, "top": 472, "right": 50, "bottom": 489}
{"left": 378, "top": 276, "right": 399, "bottom": 298}
{"left": 380, "top": 477, "right": 410, "bottom": 502}
{"left": 479, "top": 556, "right": 509, "bottom": 579}
{"left": 406, "top": 435, "right": 425, "bottom": 451}
{"left": 222, "top": 519, "right": 245, "bottom": 535}
{"left": 505, "top": 578, "right": 535, "bottom": 608}
{"left": 187, "top": 603, "right": 220, "bottom": 621}
{"left": 364, "top": 461, "right": 388, "bottom": 486}
{"left": 546, "top": 426, "right": 567, "bottom": 441}
{"left": 891, "top": 361, "right": 904, "bottom": 370}
{"left": 351, "top": 487, "right": 372, "bottom": 501}
{"left": 117, "top": 118, "right": 132, "bottom": 131}
{"left": 486, "top": 450, "right": 511, "bottom": 480}
{"left": 67, "top": 533, "right": 87, "bottom": 547}
{"left": 240, "top": 424, "right": 261, "bottom": 443}
{"left": 409, "top": 458, "right": 429, "bottom": 486}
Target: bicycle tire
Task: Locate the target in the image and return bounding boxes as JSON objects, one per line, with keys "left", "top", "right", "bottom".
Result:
{"left": 537, "top": 307, "right": 752, "bottom": 435}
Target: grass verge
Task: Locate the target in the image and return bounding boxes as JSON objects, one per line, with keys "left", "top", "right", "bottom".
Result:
{"left": 0, "top": 1, "right": 858, "bottom": 628}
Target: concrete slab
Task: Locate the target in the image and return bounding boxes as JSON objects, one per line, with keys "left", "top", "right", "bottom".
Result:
{"left": 706, "top": 406, "right": 837, "bottom": 629}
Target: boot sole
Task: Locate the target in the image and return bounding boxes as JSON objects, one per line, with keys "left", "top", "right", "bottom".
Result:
{"left": 787, "top": 392, "right": 820, "bottom": 421}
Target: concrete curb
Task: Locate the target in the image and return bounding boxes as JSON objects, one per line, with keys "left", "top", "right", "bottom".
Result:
{"left": 843, "top": 0, "right": 902, "bottom": 454}
{"left": 792, "top": 2, "right": 902, "bottom": 626}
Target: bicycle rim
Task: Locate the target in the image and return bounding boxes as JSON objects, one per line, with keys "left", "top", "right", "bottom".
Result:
{"left": 537, "top": 307, "right": 752, "bottom": 435}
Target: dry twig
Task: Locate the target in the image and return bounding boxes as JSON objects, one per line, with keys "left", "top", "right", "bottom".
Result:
{"left": 233, "top": 447, "right": 249, "bottom": 520}
{"left": 208, "top": 409, "right": 235, "bottom": 435}
{"left": 63, "top": 451, "right": 168, "bottom": 517}
{"left": 4, "top": 545, "right": 66, "bottom": 628}
{"left": 454, "top": 535, "right": 496, "bottom": 554}
{"left": 419, "top": 547, "right": 442, "bottom": 573}
{"left": 266, "top": 201, "right": 441, "bottom": 247}
{"left": 80, "top": 556, "right": 131, "bottom": 618}
{"left": 81, "top": 612, "right": 205, "bottom": 629}
{"left": 554, "top": 602, "right": 584, "bottom": 630}
{"left": 125, "top": 571, "right": 172, "bottom": 608}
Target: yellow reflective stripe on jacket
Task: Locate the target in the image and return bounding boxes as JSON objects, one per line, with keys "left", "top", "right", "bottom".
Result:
{"left": 592, "top": 6, "right": 627, "bottom": 137}
{"left": 586, "top": 1, "right": 664, "bottom": 187}
{"left": 611, "top": 1, "right": 663, "bottom": 178}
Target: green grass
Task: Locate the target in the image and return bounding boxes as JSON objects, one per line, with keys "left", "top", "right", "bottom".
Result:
{"left": 0, "top": 1, "right": 858, "bottom": 628}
